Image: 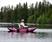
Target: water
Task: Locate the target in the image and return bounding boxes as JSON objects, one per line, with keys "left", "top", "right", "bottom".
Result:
{"left": 0, "top": 28, "right": 52, "bottom": 42}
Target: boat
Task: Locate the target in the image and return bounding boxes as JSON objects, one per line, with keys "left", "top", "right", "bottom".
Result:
{"left": 8, "top": 27, "right": 36, "bottom": 33}
{"left": 8, "top": 27, "right": 17, "bottom": 32}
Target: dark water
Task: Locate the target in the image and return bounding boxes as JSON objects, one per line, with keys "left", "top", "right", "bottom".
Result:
{"left": 0, "top": 31, "right": 52, "bottom": 42}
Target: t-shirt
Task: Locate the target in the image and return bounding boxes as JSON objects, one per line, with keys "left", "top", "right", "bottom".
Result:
{"left": 19, "top": 22, "right": 28, "bottom": 28}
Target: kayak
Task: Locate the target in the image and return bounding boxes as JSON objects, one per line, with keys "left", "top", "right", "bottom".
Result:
{"left": 8, "top": 27, "right": 36, "bottom": 33}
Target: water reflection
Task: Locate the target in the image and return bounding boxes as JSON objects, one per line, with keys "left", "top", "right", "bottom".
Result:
{"left": 0, "top": 31, "right": 52, "bottom": 42}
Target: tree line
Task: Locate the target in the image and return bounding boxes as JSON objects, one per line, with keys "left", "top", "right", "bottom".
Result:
{"left": 0, "top": 0, "right": 52, "bottom": 24}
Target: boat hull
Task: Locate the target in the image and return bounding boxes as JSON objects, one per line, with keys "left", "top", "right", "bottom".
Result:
{"left": 8, "top": 27, "right": 36, "bottom": 33}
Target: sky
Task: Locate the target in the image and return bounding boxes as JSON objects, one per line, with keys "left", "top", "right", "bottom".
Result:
{"left": 0, "top": 0, "right": 52, "bottom": 8}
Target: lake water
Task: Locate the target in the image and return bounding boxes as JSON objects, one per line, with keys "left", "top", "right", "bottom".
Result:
{"left": 0, "top": 28, "right": 52, "bottom": 42}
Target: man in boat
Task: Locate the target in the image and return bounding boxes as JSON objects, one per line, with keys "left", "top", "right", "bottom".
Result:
{"left": 19, "top": 19, "right": 28, "bottom": 28}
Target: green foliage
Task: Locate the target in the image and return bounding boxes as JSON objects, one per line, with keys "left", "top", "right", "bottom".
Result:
{"left": 0, "top": 0, "right": 52, "bottom": 25}
{"left": 27, "top": 15, "right": 34, "bottom": 23}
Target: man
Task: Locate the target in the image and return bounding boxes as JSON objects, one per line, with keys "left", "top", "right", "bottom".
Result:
{"left": 19, "top": 19, "right": 28, "bottom": 28}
